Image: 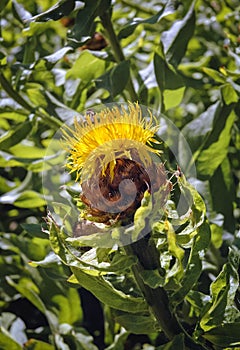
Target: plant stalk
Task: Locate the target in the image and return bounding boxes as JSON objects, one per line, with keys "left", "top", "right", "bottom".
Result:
{"left": 124, "top": 235, "right": 182, "bottom": 340}
{"left": 100, "top": 11, "right": 138, "bottom": 102}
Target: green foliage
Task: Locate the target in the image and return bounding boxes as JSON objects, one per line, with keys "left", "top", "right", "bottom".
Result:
{"left": 0, "top": 0, "right": 239, "bottom": 349}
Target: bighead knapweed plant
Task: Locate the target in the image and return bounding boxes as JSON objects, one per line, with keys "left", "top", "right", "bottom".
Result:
{"left": 43, "top": 102, "right": 220, "bottom": 348}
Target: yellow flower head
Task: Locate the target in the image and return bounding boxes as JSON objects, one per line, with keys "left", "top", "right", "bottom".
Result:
{"left": 63, "top": 103, "right": 160, "bottom": 182}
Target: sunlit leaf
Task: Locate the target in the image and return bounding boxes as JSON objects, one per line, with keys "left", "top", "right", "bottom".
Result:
{"left": 27, "top": 0, "right": 75, "bottom": 22}
{"left": 196, "top": 110, "right": 236, "bottom": 179}
{"left": 24, "top": 339, "right": 55, "bottom": 350}
{"left": 0, "top": 327, "right": 22, "bottom": 350}
{"left": 221, "top": 83, "right": 239, "bottom": 105}
{"left": 66, "top": 51, "right": 108, "bottom": 82}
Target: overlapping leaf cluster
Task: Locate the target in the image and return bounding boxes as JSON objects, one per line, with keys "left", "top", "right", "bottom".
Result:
{"left": 0, "top": 0, "right": 239, "bottom": 349}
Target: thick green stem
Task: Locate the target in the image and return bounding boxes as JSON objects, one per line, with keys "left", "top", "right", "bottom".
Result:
{"left": 124, "top": 235, "right": 182, "bottom": 340}
{"left": 100, "top": 11, "right": 138, "bottom": 102}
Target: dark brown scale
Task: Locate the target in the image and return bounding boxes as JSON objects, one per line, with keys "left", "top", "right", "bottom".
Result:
{"left": 80, "top": 158, "right": 170, "bottom": 226}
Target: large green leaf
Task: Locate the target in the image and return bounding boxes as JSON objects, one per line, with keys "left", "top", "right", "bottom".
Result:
{"left": 95, "top": 60, "right": 130, "bottom": 99}
{"left": 202, "top": 323, "right": 240, "bottom": 348}
{"left": 114, "top": 312, "right": 157, "bottom": 334}
{"left": 71, "top": 267, "right": 148, "bottom": 313}
{"left": 161, "top": 1, "right": 196, "bottom": 67}
{"left": 196, "top": 110, "right": 236, "bottom": 179}
{"left": 200, "top": 247, "right": 240, "bottom": 331}
{"left": 154, "top": 50, "right": 183, "bottom": 91}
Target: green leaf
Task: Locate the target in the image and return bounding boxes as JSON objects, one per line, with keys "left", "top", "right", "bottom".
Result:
{"left": 140, "top": 269, "right": 164, "bottom": 289}
{"left": 13, "top": 190, "right": 46, "bottom": 208}
{"left": 29, "top": 252, "right": 60, "bottom": 268}
{"left": 0, "top": 0, "right": 10, "bottom": 12}
{"left": 71, "top": 266, "right": 148, "bottom": 313}
{"left": 202, "top": 67, "right": 226, "bottom": 83}
{"left": 118, "top": 0, "right": 177, "bottom": 39}
{"left": 154, "top": 51, "right": 183, "bottom": 91}
{"left": 25, "top": 85, "right": 48, "bottom": 108}
{"left": 12, "top": 0, "right": 32, "bottom": 23}
{"left": 161, "top": 1, "right": 196, "bottom": 67}
{"left": 105, "top": 329, "right": 129, "bottom": 350}
{"left": 180, "top": 101, "right": 220, "bottom": 155}
{"left": 28, "top": 0, "right": 75, "bottom": 22}
{"left": 196, "top": 110, "right": 236, "bottom": 178}
{"left": 0, "top": 120, "right": 32, "bottom": 151}
{"left": 6, "top": 277, "right": 46, "bottom": 314}
{"left": 200, "top": 247, "right": 240, "bottom": 331}
{"left": 209, "top": 158, "right": 235, "bottom": 233}
{"left": 66, "top": 51, "right": 107, "bottom": 82}
{"left": 202, "top": 323, "right": 240, "bottom": 347}
{"left": 0, "top": 112, "right": 27, "bottom": 122}
{"left": 166, "top": 221, "right": 184, "bottom": 282}
{"left": 0, "top": 327, "right": 22, "bottom": 350}
{"left": 157, "top": 333, "right": 185, "bottom": 349}
{"left": 163, "top": 87, "right": 185, "bottom": 110}
{"left": 221, "top": 83, "right": 239, "bottom": 105}
{"left": 68, "top": 0, "right": 111, "bottom": 46}
{"left": 95, "top": 61, "right": 130, "bottom": 99}
{"left": 44, "top": 47, "right": 73, "bottom": 65}
{"left": 114, "top": 312, "right": 157, "bottom": 334}
{"left": 24, "top": 339, "right": 55, "bottom": 350}
{"left": 172, "top": 221, "right": 211, "bottom": 304}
